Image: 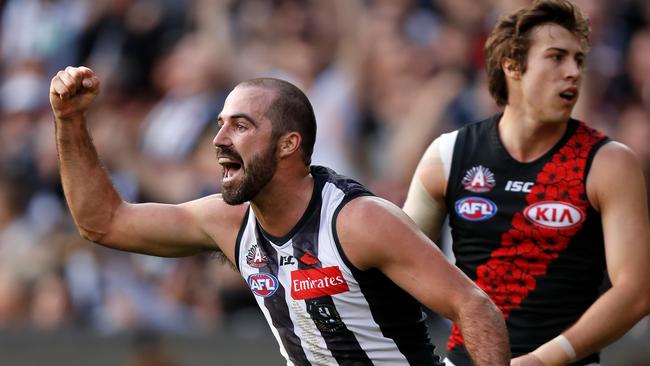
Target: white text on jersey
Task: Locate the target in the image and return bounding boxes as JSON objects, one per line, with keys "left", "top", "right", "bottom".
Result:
{"left": 505, "top": 180, "right": 534, "bottom": 193}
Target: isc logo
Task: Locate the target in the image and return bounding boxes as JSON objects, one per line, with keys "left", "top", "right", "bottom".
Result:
{"left": 455, "top": 197, "right": 497, "bottom": 221}
{"left": 524, "top": 201, "right": 585, "bottom": 229}
{"left": 504, "top": 180, "right": 533, "bottom": 193}
{"left": 248, "top": 273, "right": 279, "bottom": 297}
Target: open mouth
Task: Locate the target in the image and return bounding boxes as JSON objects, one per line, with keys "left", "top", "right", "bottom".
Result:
{"left": 218, "top": 157, "right": 243, "bottom": 182}
{"left": 559, "top": 89, "right": 577, "bottom": 102}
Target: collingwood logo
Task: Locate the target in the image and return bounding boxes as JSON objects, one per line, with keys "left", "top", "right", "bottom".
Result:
{"left": 246, "top": 243, "right": 269, "bottom": 268}
{"left": 307, "top": 303, "right": 344, "bottom": 333}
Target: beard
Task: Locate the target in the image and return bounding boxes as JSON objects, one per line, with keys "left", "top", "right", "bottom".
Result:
{"left": 221, "top": 143, "right": 278, "bottom": 205}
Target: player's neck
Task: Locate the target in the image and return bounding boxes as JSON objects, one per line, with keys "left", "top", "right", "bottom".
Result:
{"left": 498, "top": 107, "right": 569, "bottom": 163}
{"left": 251, "top": 165, "right": 314, "bottom": 238}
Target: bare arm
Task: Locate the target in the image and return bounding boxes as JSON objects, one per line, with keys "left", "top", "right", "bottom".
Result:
{"left": 403, "top": 137, "right": 449, "bottom": 242}
{"left": 338, "top": 197, "right": 510, "bottom": 366}
{"left": 50, "top": 66, "right": 242, "bottom": 259}
{"left": 516, "top": 142, "right": 650, "bottom": 366}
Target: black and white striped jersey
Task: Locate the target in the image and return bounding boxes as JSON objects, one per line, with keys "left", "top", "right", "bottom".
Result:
{"left": 235, "top": 166, "right": 443, "bottom": 366}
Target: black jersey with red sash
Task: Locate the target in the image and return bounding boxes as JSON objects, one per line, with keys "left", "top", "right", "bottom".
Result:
{"left": 444, "top": 114, "right": 609, "bottom": 366}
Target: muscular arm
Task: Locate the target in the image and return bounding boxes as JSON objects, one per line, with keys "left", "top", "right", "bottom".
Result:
{"left": 520, "top": 143, "right": 650, "bottom": 366}
{"left": 338, "top": 197, "right": 510, "bottom": 366}
{"left": 50, "top": 66, "right": 242, "bottom": 259}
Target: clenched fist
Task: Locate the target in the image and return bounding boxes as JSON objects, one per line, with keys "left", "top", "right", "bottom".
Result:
{"left": 50, "top": 66, "right": 100, "bottom": 120}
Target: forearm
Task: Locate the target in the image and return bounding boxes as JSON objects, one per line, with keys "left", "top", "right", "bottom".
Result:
{"left": 531, "top": 285, "right": 649, "bottom": 365}
{"left": 565, "top": 286, "right": 647, "bottom": 363}
{"left": 55, "top": 115, "right": 123, "bottom": 241}
{"left": 456, "top": 292, "right": 510, "bottom": 366}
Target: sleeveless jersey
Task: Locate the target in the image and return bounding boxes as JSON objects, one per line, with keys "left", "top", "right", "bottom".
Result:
{"left": 443, "top": 115, "right": 609, "bottom": 366}
{"left": 235, "top": 166, "right": 443, "bottom": 366}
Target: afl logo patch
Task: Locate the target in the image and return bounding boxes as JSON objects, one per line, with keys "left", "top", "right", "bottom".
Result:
{"left": 462, "top": 165, "right": 495, "bottom": 193}
{"left": 523, "top": 201, "right": 585, "bottom": 229}
{"left": 455, "top": 197, "right": 497, "bottom": 221}
{"left": 247, "top": 273, "right": 279, "bottom": 297}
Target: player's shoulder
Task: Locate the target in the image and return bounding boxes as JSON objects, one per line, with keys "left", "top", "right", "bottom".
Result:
{"left": 336, "top": 195, "right": 416, "bottom": 270}
{"left": 337, "top": 195, "right": 408, "bottom": 232}
{"left": 592, "top": 140, "right": 640, "bottom": 168}
{"left": 588, "top": 141, "right": 643, "bottom": 192}
{"left": 338, "top": 195, "right": 385, "bottom": 217}
{"left": 421, "top": 130, "right": 456, "bottom": 163}
{"left": 587, "top": 140, "right": 647, "bottom": 212}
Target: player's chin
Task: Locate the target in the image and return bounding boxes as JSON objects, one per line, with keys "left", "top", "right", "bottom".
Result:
{"left": 221, "top": 178, "right": 240, "bottom": 192}
{"left": 556, "top": 94, "right": 578, "bottom": 109}
{"left": 221, "top": 186, "right": 245, "bottom": 205}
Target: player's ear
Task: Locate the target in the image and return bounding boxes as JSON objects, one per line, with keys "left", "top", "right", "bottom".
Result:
{"left": 502, "top": 58, "right": 521, "bottom": 80}
{"left": 277, "top": 132, "right": 302, "bottom": 158}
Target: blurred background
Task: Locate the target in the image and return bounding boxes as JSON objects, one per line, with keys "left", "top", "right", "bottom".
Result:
{"left": 0, "top": 0, "right": 649, "bottom": 365}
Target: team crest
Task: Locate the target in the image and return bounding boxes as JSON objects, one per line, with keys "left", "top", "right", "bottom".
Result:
{"left": 307, "top": 302, "right": 344, "bottom": 333}
{"left": 462, "top": 165, "right": 495, "bottom": 193}
{"left": 246, "top": 243, "right": 269, "bottom": 268}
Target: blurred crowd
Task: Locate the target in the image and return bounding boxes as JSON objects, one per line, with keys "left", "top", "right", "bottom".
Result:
{"left": 0, "top": 0, "right": 649, "bottom": 339}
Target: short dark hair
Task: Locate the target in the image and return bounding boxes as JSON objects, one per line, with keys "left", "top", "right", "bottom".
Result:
{"left": 239, "top": 78, "right": 317, "bottom": 165}
{"left": 485, "top": 0, "right": 591, "bottom": 106}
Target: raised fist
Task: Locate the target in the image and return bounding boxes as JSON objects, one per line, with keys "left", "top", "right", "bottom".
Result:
{"left": 49, "top": 66, "right": 100, "bottom": 120}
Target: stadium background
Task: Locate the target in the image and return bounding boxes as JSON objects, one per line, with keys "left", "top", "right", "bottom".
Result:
{"left": 0, "top": 0, "right": 649, "bottom": 364}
